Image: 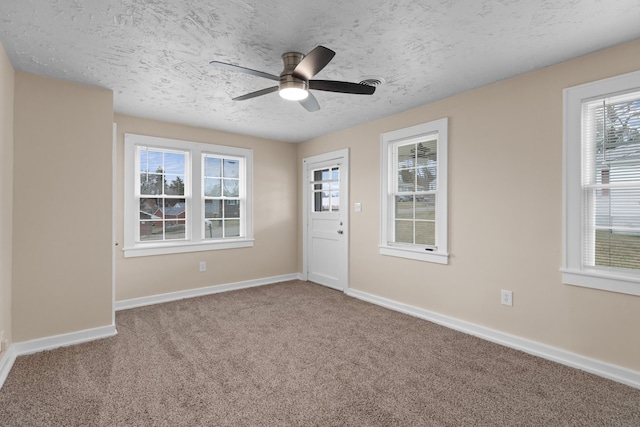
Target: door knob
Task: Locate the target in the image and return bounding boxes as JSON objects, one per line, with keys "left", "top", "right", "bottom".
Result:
{"left": 337, "top": 230, "right": 343, "bottom": 234}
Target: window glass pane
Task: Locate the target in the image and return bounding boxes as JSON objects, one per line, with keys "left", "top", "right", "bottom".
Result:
{"left": 141, "top": 173, "right": 163, "bottom": 195}
{"left": 331, "top": 167, "right": 339, "bottom": 181}
{"left": 224, "top": 179, "right": 239, "bottom": 197}
{"left": 140, "top": 221, "right": 162, "bottom": 241}
{"left": 204, "top": 220, "right": 223, "bottom": 239}
{"left": 415, "top": 221, "right": 435, "bottom": 246}
{"left": 415, "top": 195, "right": 435, "bottom": 220}
{"left": 416, "top": 139, "right": 437, "bottom": 166}
{"left": 139, "top": 149, "right": 149, "bottom": 172}
{"left": 165, "top": 219, "right": 186, "bottom": 240}
{"left": 595, "top": 188, "right": 640, "bottom": 229}
{"left": 164, "top": 152, "right": 185, "bottom": 174}
{"left": 204, "top": 200, "right": 222, "bottom": 218}
{"left": 322, "top": 169, "right": 330, "bottom": 180}
{"left": 398, "top": 170, "right": 415, "bottom": 192}
{"left": 204, "top": 178, "right": 221, "bottom": 197}
{"left": 205, "top": 157, "right": 221, "bottom": 177}
{"left": 224, "top": 159, "right": 239, "bottom": 178}
{"left": 224, "top": 200, "right": 240, "bottom": 218}
{"left": 140, "top": 149, "right": 163, "bottom": 174}
{"left": 139, "top": 174, "right": 149, "bottom": 195}
{"left": 165, "top": 175, "right": 185, "bottom": 195}
{"left": 595, "top": 229, "right": 640, "bottom": 270}
{"left": 398, "top": 144, "right": 415, "bottom": 169}
{"left": 140, "top": 198, "right": 161, "bottom": 218}
{"left": 319, "top": 191, "right": 330, "bottom": 212}
{"left": 395, "top": 196, "right": 414, "bottom": 219}
{"left": 161, "top": 200, "right": 186, "bottom": 218}
{"left": 395, "top": 220, "right": 413, "bottom": 244}
{"left": 225, "top": 220, "right": 240, "bottom": 237}
{"left": 331, "top": 192, "right": 339, "bottom": 212}
{"left": 313, "top": 191, "right": 322, "bottom": 212}
{"left": 416, "top": 167, "right": 433, "bottom": 191}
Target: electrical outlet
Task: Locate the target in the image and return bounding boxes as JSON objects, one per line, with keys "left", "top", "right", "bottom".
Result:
{"left": 501, "top": 290, "right": 513, "bottom": 306}
{"left": 199, "top": 261, "right": 206, "bottom": 272}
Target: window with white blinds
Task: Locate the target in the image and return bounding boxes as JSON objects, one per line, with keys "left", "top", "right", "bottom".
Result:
{"left": 582, "top": 92, "right": 640, "bottom": 271}
{"left": 562, "top": 70, "right": 640, "bottom": 296}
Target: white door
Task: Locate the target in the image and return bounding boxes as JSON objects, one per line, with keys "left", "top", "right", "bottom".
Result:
{"left": 303, "top": 149, "right": 349, "bottom": 291}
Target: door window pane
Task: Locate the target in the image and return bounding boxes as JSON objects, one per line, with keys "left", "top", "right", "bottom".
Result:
{"left": 311, "top": 166, "right": 340, "bottom": 213}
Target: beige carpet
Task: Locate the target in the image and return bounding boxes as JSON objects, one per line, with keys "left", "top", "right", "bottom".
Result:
{"left": 0, "top": 280, "right": 639, "bottom": 426}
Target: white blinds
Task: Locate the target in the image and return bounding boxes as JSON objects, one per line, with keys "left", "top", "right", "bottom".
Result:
{"left": 582, "top": 90, "right": 640, "bottom": 270}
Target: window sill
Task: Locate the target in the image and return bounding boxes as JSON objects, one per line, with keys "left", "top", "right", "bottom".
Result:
{"left": 380, "top": 245, "right": 449, "bottom": 265}
{"left": 123, "top": 239, "right": 254, "bottom": 258}
{"left": 561, "top": 268, "right": 640, "bottom": 296}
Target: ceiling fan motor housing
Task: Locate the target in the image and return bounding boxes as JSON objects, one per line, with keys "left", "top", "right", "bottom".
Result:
{"left": 279, "top": 52, "right": 308, "bottom": 99}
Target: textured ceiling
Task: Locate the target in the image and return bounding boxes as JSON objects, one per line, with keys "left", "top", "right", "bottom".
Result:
{"left": 1, "top": 0, "right": 639, "bottom": 143}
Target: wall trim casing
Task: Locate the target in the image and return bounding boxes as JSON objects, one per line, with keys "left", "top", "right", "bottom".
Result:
{"left": 0, "top": 324, "right": 117, "bottom": 390}
{"left": 345, "top": 288, "right": 640, "bottom": 390}
{"left": 115, "top": 273, "right": 302, "bottom": 311}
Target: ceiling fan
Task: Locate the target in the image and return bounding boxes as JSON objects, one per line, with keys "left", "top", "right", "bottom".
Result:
{"left": 210, "top": 46, "right": 376, "bottom": 112}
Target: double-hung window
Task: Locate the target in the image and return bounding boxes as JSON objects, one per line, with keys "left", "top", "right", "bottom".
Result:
{"left": 562, "top": 70, "right": 640, "bottom": 296}
{"left": 124, "top": 134, "right": 253, "bottom": 257}
{"left": 380, "top": 118, "right": 448, "bottom": 264}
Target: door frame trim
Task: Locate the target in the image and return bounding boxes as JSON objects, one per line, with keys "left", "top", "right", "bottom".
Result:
{"left": 302, "top": 148, "right": 350, "bottom": 290}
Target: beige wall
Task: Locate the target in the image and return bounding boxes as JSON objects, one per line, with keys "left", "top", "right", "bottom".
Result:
{"left": 114, "top": 114, "right": 298, "bottom": 301}
{"left": 0, "top": 42, "right": 14, "bottom": 352}
{"left": 12, "top": 73, "right": 113, "bottom": 341}
{"left": 298, "top": 39, "right": 640, "bottom": 371}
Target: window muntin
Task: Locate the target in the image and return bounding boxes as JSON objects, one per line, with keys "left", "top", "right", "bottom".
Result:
{"left": 124, "top": 134, "right": 253, "bottom": 258}
{"left": 380, "top": 118, "right": 448, "bottom": 264}
{"left": 562, "top": 70, "right": 640, "bottom": 296}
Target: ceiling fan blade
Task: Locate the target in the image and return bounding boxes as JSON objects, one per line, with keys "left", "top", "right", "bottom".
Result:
{"left": 232, "top": 86, "right": 279, "bottom": 101}
{"left": 292, "top": 46, "right": 336, "bottom": 80}
{"left": 299, "top": 93, "right": 320, "bottom": 112}
{"left": 309, "top": 80, "right": 376, "bottom": 95}
{"left": 210, "top": 61, "right": 279, "bottom": 82}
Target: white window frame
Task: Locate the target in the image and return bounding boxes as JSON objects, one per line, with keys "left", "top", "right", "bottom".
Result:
{"left": 124, "top": 133, "right": 253, "bottom": 258}
{"left": 562, "top": 70, "right": 640, "bottom": 296}
{"left": 380, "top": 118, "right": 448, "bottom": 264}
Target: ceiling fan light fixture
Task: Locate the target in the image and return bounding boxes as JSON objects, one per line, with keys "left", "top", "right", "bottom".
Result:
{"left": 279, "top": 81, "right": 309, "bottom": 101}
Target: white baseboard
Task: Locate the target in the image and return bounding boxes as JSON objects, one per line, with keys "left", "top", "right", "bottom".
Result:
{"left": 115, "top": 273, "right": 302, "bottom": 311}
{"left": 0, "top": 346, "right": 17, "bottom": 390}
{"left": 346, "top": 288, "right": 640, "bottom": 390}
{"left": 0, "top": 324, "right": 117, "bottom": 390}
